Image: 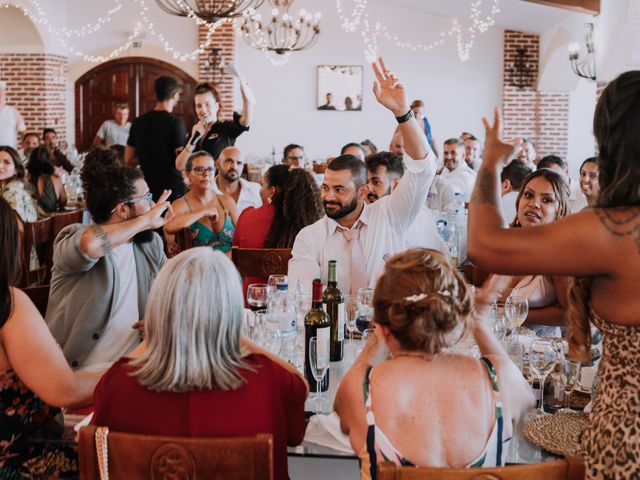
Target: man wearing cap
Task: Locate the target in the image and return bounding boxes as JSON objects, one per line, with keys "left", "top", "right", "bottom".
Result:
{"left": 0, "top": 81, "right": 26, "bottom": 149}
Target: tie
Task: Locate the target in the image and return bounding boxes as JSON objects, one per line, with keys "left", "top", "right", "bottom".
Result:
{"left": 338, "top": 222, "right": 367, "bottom": 295}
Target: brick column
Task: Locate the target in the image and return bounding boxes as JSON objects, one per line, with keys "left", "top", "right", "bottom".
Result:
{"left": 198, "top": 22, "right": 235, "bottom": 120}
{"left": 502, "top": 30, "right": 570, "bottom": 159}
{"left": 0, "top": 53, "right": 68, "bottom": 142}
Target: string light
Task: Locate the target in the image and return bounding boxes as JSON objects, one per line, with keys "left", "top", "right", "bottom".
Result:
{"left": 0, "top": 0, "right": 228, "bottom": 63}
{"left": 335, "top": 0, "right": 500, "bottom": 62}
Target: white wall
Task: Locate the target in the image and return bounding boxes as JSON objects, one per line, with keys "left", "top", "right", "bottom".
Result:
{"left": 232, "top": 0, "right": 504, "bottom": 159}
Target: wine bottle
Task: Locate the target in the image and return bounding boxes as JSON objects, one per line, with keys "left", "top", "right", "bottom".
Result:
{"left": 304, "top": 278, "right": 330, "bottom": 392}
{"left": 324, "top": 260, "right": 345, "bottom": 362}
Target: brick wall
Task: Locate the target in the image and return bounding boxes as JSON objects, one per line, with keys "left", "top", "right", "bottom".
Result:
{"left": 198, "top": 22, "right": 235, "bottom": 120}
{"left": 0, "top": 53, "right": 68, "bottom": 143}
{"left": 502, "top": 30, "right": 570, "bottom": 159}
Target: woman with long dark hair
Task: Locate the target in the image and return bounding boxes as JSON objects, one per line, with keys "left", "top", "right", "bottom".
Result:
{"left": 0, "top": 145, "right": 37, "bottom": 223}
{"left": 0, "top": 198, "right": 99, "bottom": 477}
{"left": 468, "top": 71, "right": 640, "bottom": 478}
{"left": 27, "top": 145, "right": 66, "bottom": 212}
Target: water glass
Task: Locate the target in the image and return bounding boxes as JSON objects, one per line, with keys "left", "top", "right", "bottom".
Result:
{"left": 344, "top": 294, "right": 359, "bottom": 360}
{"left": 268, "top": 274, "right": 288, "bottom": 294}
{"left": 507, "top": 340, "right": 525, "bottom": 371}
{"left": 489, "top": 302, "right": 508, "bottom": 342}
{"left": 529, "top": 339, "right": 558, "bottom": 416}
{"left": 247, "top": 284, "right": 269, "bottom": 312}
{"left": 253, "top": 310, "right": 283, "bottom": 355}
{"left": 309, "top": 336, "right": 330, "bottom": 413}
{"left": 559, "top": 358, "right": 581, "bottom": 411}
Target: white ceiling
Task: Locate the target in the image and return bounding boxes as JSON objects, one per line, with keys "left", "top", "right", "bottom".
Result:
{"left": 374, "top": 0, "right": 592, "bottom": 34}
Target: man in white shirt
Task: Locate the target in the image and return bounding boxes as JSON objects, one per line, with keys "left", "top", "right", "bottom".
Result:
{"left": 20, "top": 132, "right": 40, "bottom": 162}
{"left": 500, "top": 160, "right": 532, "bottom": 225}
{"left": 213, "top": 146, "right": 262, "bottom": 214}
{"left": 289, "top": 58, "right": 437, "bottom": 294}
{"left": 365, "top": 151, "right": 446, "bottom": 254}
{"left": 93, "top": 103, "right": 131, "bottom": 147}
{"left": 464, "top": 136, "right": 482, "bottom": 171}
{"left": 0, "top": 81, "right": 26, "bottom": 149}
{"left": 439, "top": 138, "right": 477, "bottom": 202}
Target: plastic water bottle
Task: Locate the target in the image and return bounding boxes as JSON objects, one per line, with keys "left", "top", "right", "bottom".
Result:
{"left": 267, "top": 283, "right": 297, "bottom": 338}
{"left": 444, "top": 192, "right": 467, "bottom": 265}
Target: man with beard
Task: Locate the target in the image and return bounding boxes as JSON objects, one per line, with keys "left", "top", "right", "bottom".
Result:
{"left": 213, "top": 146, "right": 261, "bottom": 215}
{"left": 289, "top": 58, "right": 437, "bottom": 293}
{"left": 46, "top": 150, "right": 169, "bottom": 371}
{"left": 365, "top": 151, "right": 446, "bottom": 253}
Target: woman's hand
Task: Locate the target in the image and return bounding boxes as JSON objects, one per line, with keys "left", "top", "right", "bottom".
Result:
{"left": 481, "top": 107, "right": 520, "bottom": 169}
{"left": 190, "top": 121, "right": 207, "bottom": 142}
{"left": 372, "top": 57, "right": 409, "bottom": 117}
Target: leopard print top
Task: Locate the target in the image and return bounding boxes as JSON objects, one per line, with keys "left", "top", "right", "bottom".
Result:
{"left": 580, "top": 312, "right": 640, "bottom": 479}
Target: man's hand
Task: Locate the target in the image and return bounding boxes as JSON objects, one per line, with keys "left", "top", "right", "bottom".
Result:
{"left": 481, "top": 108, "right": 520, "bottom": 169}
{"left": 372, "top": 57, "right": 409, "bottom": 117}
{"left": 142, "top": 190, "right": 172, "bottom": 230}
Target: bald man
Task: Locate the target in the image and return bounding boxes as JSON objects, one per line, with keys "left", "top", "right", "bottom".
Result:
{"left": 213, "top": 146, "right": 262, "bottom": 214}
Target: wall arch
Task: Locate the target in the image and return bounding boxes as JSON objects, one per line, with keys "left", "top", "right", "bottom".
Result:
{"left": 0, "top": 4, "right": 45, "bottom": 53}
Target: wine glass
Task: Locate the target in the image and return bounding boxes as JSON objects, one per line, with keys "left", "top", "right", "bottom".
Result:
{"left": 268, "top": 274, "right": 288, "bottom": 294}
{"left": 489, "top": 302, "right": 508, "bottom": 342}
{"left": 356, "top": 287, "right": 374, "bottom": 336}
{"left": 529, "top": 339, "right": 558, "bottom": 416}
{"left": 253, "top": 310, "right": 283, "bottom": 355}
{"left": 309, "top": 336, "right": 330, "bottom": 413}
{"left": 559, "top": 358, "right": 581, "bottom": 412}
{"left": 505, "top": 296, "right": 529, "bottom": 342}
{"left": 344, "top": 294, "right": 359, "bottom": 360}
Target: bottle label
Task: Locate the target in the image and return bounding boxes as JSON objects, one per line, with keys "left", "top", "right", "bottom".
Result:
{"left": 338, "top": 303, "right": 345, "bottom": 341}
{"left": 316, "top": 326, "right": 330, "bottom": 369}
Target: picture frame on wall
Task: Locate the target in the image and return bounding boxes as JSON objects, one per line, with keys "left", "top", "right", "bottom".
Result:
{"left": 317, "top": 65, "right": 363, "bottom": 111}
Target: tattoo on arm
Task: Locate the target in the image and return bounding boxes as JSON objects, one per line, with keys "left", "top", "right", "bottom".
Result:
{"left": 470, "top": 168, "right": 500, "bottom": 206}
{"left": 91, "top": 224, "right": 112, "bottom": 256}
{"left": 594, "top": 207, "right": 640, "bottom": 254}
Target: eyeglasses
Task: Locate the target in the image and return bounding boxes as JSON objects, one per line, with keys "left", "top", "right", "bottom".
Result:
{"left": 191, "top": 166, "right": 215, "bottom": 176}
{"left": 110, "top": 191, "right": 153, "bottom": 214}
{"left": 286, "top": 155, "right": 305, "bottom": 162}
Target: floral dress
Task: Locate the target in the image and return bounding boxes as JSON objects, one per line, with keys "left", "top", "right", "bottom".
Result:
{"left": 0, "top": 180, "right": 39, "bottom": 271}
{"left": 0, "top": 369, "right": 78, "bottom": 479}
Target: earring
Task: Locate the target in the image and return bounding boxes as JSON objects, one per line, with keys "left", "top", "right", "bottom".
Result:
{"left": 267, "top": 196, "right": 272, "bottom": 204}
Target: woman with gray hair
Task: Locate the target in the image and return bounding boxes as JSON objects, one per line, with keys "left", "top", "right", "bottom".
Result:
{"left": 91, "top": 247, "right": 308, "bottom": 480}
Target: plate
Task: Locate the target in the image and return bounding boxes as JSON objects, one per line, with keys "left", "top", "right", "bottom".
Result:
{"left": 574, "top": 385, "right": 592, "bottom": 395}
{"left": 523, "top": 412, "right": 588, "bottom": 457}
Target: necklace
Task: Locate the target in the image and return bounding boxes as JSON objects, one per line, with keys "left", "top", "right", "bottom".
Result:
{"left": 391, "top": 351, "right": 433, "bottom": 361}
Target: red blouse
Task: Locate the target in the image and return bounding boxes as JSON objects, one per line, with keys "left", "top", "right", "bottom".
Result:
{"left": 232, "top": 203, "right": 275, "bottom": 298}
{"left": 92, "top": 354, "right": 307, "bottom": 480}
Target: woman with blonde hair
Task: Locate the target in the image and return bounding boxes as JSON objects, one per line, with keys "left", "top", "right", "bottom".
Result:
{"left": 91, "top": 247, "right": 308, "bottom": 480}
{"left": 468, "top": 71, "right": 640, "bottom": 478}
{"left": 335, "top": 248, "right": 534, "bottom": 479}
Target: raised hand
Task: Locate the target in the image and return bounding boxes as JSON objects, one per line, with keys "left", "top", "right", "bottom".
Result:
{"left": 145, "top": 189, "right": 172, "bottom": 230}
{"left": 372, "top": 57, "right": 409, "bottom": 117}
{"left": 482, "top": 107, "right": 520, "bottom": 168}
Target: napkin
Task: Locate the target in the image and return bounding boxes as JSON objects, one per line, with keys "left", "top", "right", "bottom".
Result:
{"left": 304, "top": 413, "right": 354, "bottom": 454}
{"left": 72, "top": 412, "right": 94, "bottom": 432}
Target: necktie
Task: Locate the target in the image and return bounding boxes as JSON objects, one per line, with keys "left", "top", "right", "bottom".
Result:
{"left": 337, "top": 222, "right": 367, "bottom": 295}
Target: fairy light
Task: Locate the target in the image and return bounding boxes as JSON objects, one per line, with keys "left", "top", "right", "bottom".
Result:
{"left": 336, "top": 0, "right": 501, "bottom": 62}
{"left": 0, "top": 0, "right": 227, "bottom": 63}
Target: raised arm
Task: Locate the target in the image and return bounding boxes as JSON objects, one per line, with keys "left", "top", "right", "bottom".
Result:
{"left": 468, "top": 109, "right": 610, "bottom": 277}
{"left": 238, "top": 80, "right": 252, "bottom": 127}
{"left": 164, "top": 205, "right": 217, "bottom": 234}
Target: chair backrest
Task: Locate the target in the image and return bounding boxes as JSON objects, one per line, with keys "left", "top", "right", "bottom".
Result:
{"left": 51, "top": 209, "right": 84, "bottom": 239}
{"left": 79, "top": 425, "right": 273, "bottom": 480}
{"left": 175, "top": 227, "right": 194, "bottom": 252}
{"left": 377, "top": 457, "right": 586, "bottom": 480}
{"left": 20, "top": 284, "right": 50, "bottom": 317}
{"left": 231, "top": 247, "right": 292, "bottom": 278}
{"left": 21, "top": 216, "right": 54, "bottom": 286}
{"left": 463, "top": 263, "right": 491, "bottom": 288}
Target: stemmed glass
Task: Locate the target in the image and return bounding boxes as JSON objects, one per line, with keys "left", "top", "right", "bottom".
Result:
{"left": 505, "top": 296, "right": 528, "bottom": 343}
{"left": 529, "top": 339, "right": 558, "bottom": 416}
{"left": 490, "top": 302, "right": 508, "bottom": 342}
{"left": 268, "top": 274, "right": 288, "bottom": 294}
{"left": 253, "top": 310, "right": 283, "bottom": 355}
{"left": 559, "top": 358, "right": 581, "bottom": 412}
{"left": 344, "top": 294, "right": 359, "bottom": 360}
{"left": 247, "top": 284, "right": 269, "bottom": 338}
{"left": 356, "top": 288, "right": 375, "bottom": 336}
{"left": 309, "top": 337, "right": 330, "bottom": 413}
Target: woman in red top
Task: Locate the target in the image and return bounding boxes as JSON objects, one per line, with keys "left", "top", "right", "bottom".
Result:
{"left": 92, "top": 247, "right": 309, "bottom": 480}
{"left": 233, "top": 164, "right": 323, "bottom": 296}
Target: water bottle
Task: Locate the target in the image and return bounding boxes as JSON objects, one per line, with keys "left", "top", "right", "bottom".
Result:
{"left": 444, "top": 192, "right": 467, "bottom": 264}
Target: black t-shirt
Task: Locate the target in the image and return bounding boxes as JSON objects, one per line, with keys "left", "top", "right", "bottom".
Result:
{"left": 127, "top": 110, "right": 186, "bottom": 202}
{"left": 196, "top": 112, "right": 249, "bottom": 161}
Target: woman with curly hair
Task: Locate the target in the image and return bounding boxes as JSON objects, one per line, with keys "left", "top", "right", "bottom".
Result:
{"left": 27, "top": 146, "right": 66, "bottom": 212}
{"left": 232, "top": 164, "right": 323, "bottom": 294}
{"left": 335, "top": 249, "right": 534, "bottom": 479}
{"left": 468, "top": 71, "right": 640, "bottom": 478}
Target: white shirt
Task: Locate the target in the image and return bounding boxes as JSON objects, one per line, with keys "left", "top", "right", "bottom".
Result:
{"left": 0, "top": 105, "right": 21, "bottom": 148}
{"left": 213, "top": 177, "right": 262, "bottom": 215}
{"left": 440, "top": 163, "right": 477, "bottom": 202}
{"left": 426, "top": 175, "right": 456, "bottom": 213}
{"left": 405, "top": 206, "right": 448, "bottom": 255}
{"left": 97, "top": 120, "right": 131, "bottom": 147}
{"left": 501, "top": 191, "right": 520, "bottom": 226}
{"left": 568, "top": 178, "right": 588, "bottom": 213}
{"left": 288, "top": 151, "right": 437, "bottom": 293}
{"left": 79, "top": 243, "right": 140, "bottom": 372}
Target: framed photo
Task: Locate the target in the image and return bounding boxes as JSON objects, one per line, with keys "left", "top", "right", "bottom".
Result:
{"left": 317, "top": 65, "right": 363, "bottom": 111}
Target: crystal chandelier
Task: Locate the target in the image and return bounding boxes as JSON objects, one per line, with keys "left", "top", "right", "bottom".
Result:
{"left": 239, "top": 0, "right": 321, "bottom": 64}
{"left": 155, "top": 0, "right": 265, "bottom": 23}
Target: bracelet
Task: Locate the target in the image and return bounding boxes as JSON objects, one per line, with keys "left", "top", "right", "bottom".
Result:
{"left": 395, "top": 109, "right": 414, "bottom": 124}
{"left": 185, "top": 144, "right": 195, "bottom": 153}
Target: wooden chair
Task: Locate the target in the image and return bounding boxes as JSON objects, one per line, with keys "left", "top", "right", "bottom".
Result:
{"left": 51, "top": 208, "right": 84, "bottom": 239}
{"left": 377, "top": 457, "right": 586, "bottom": 480}
{"left": 20, "top": 284, "right": 50, "bottom": 317}
{"left": 20, "top": 217, "right": 54, "bottom": 287}
{"left": 464, "top": 263, "right": 491, "bottom": 288}
{"left": 231, "top": 247, "right": 292, "bottom": 278}
{"left": 78, "top": 425, "right": 273, "bottom": 480}
{"left": 175, "top": 227, "right": 194, "bottom": 252}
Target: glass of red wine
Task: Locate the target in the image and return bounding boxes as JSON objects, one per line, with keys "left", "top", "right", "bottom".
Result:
{"left": 247, "top": 284, "right": 269, "bottom": 338}
{"left": 356, "top": 287, "right": 374, "bottom": 336}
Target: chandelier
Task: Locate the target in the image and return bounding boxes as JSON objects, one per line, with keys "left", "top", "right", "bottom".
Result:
{"left": 155, "top": 0, "right": 265, "bottom": 23}
{"left": 568, "top": 23, "right": 596, "bottom": 81}
{"left": 239, "top": 0, "right": 321, "bottom": 64}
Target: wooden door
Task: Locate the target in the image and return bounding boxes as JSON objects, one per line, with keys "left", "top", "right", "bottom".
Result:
{"left": 75, "top": 57, "right": 197, "bottom": 152}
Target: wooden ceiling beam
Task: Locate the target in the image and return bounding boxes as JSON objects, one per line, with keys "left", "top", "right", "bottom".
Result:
{"left": 521, "top": 0, "right": 600, "bottom": 15}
